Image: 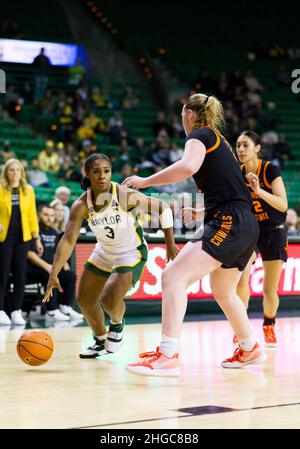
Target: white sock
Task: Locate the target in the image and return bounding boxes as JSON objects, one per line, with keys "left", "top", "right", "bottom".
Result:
{"left": 95, "top": 334, "right": 107, "bottom": 341}
{"left": 110, "top": 319, "right": 123, "bottom": 325}
{"left": 239, "top": 335, "right": 256, "bottom": 351}
{"left": 160, "top": 334, "right": 178, "bottom": 358}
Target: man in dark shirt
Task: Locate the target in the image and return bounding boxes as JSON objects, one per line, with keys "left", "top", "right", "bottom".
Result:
{"left": 32, "top": 48, "right": 51, "bottom": 101}
{"left": 26, "top": 205, "right": 82, "bottom": 321}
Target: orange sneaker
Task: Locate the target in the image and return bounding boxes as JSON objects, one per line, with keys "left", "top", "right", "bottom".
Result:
{"left": 263, "top": 325, "right": 277, "bottom": 347}
{"left": 222, "top": 343, "right": 267, "bottom": 368}
{"left": 233, "top": 334, "right": 238, "bottom": 344}
{"left": 125, "top": 347, "right": 181, "bottom": 377}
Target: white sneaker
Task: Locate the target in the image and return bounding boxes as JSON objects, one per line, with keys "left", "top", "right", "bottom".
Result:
{"left": 45, "top": 309, "right": 70, "bottom": 321}
{"left": 11, "top": 310, "right": 26, "bottom": 325}
{"left": 0, "top": 311, "right": 11, "bottom": 325}
{"left": 59, "top": 305, "right": 84, "bottom": 320}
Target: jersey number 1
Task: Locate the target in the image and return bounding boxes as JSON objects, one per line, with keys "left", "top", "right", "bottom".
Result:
{"left": 104, "top": 226, "right": 115, "bottom": 239}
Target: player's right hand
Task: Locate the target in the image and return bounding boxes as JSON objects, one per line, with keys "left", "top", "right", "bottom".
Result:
{"left": 42, "top": 275, "right": 63, "bottom": 303}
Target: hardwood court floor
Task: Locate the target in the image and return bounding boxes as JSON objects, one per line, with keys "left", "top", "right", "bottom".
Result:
{"left": 1, "top": 316, "right": 300, "bottom": 429}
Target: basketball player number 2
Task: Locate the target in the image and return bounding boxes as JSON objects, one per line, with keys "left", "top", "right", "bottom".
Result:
{"left": 104, "top": 226, "right": 115, "bottom": 239}
{"left": 253, "top": 200, "right": 263, "bottom": 213}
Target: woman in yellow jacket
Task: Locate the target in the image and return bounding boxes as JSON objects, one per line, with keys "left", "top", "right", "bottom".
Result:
{"left": 0, "top": 158, "right": 43, "bottom": 325}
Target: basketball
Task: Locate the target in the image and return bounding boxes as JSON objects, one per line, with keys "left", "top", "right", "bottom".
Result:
{"left": 17, "top": 331, "right": 54, "bottom": 366}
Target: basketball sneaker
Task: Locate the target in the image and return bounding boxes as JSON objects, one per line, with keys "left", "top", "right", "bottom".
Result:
{"left": 263, "top": 325, "right": 277, "bottom": 347}
{"left": 11, "top": 310, "right": 26, "bottom": 326}
{"left": 0, "top": 311, "right": 11, "bottom": 325}
{"left": 79, "top": 335, "right": 107, "bottom": 358}
{"left": 105, "top": 319, "right": 125, "bottom": 353}
{"left": 45, "top": 309, "right": 70, "bottom": 321}
{"left": 125, "top": 347, "right": 181, "bottom": 377}
{"left": 59, "top": 305, "right": 84, "bottom": 320}
{"left": 222, "top": 342, "right": 267, "bottom": 368}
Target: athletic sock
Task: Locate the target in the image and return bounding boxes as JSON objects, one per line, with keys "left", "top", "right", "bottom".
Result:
{"left": 110, "top": 320, "right": 123, "bottom": 325}
{"left": 160, "top": 334, "right": 178, "bottom": 358}
{"left": 239, "top": 335, "right": 257, "bottom": 352}
{"left": 95, "top": 334, "right": 107, "bottom": 341}
{"left": 263, "top": 316, "right": 276, "bottom": 326}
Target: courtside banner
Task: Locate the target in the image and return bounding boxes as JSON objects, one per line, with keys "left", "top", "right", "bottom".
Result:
{"left": 75, "top": 243, "right": 300, "bottom": 299}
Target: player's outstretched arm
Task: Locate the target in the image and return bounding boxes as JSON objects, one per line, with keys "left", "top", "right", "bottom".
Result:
{"left": 42, "top": 196, "right": 87, "bottom": 302}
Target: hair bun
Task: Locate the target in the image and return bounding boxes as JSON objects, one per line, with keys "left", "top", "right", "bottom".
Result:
{"left": 80, "top": 176, "right": 91, "bottom": 190}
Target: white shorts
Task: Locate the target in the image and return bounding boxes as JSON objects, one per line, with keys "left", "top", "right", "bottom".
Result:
{"left": 85, "top": 244, "right": 147, "bottom": 286}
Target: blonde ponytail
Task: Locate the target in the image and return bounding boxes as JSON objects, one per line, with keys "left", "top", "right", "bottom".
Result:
{"left": 185, "top": 93, "right": 225, "bottom": 134}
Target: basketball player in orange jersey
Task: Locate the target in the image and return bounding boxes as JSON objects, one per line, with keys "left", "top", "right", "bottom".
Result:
{"left": 122, "top": 93, "right": 267, "bottom": 377}
{"left": 235, "top": 131, "right": 288, "bottom": 346}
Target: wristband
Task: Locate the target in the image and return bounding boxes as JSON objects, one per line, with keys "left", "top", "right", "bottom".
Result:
{"left": 159, "top": 208, "right": 174, "bottom": 229}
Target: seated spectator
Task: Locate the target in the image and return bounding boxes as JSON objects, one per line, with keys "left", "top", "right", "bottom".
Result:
{"left": 68, "top": 57, "right": 85, "bottom": 86}
{"left": 244, "top": 70, "right": 263, "bottom": 91}
{"left": 54, "top": 186, "right": 71, "bottom": 222}
{"left": 38, "top": 140, "right": 60, "bottom": 173}
{"left": 84, "top": 111, "right": 106, "bottom": 134}
{"left": 272, "top": 134, "right": 294, "bottom": 168}
{"left": 91, "top": 86, "right": 107, "bottom": 109}
{"left": 122, "top": 86, "right": 140, "bottom": 110}
{"left": 57, "top": 155, "right": 74, "bottom": 181}
{"left": 277, "top": 66, "right": 291, "bottom": 86}
{"left": 26, "top": 159, "right": 50, "bottom": 187}
{"left": 0, "top": 140, "right": 16, "bottom": 165}
{"left": 26, "top": 205, "right": 82, "bottom": 320}
{"left": 49, "top": 199, "right": 66, "bottom": 232}
{"left": 107, "top": 112, "right": 130, "bottom": 144}
{"left": 77, "top": 121, "right": 95, "bottom": 142}
{"left": 20, "top": 82, "right": 34, "bottom": 105}
{"left": 152, "top": 112, "right": 173, "bottom": 137}
{"left": 286, "top": 209, "right": 300, "bottom": 236}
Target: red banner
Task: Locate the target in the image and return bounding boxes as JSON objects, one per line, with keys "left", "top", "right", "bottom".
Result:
{"left": 75, "top": 243, "right": 300, "bottom": 300}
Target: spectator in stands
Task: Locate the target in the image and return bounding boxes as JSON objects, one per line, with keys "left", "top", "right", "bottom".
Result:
{"left": 32, "top": 47, "right": 52, "bottom": 101}
{"left": 286, "top": 209, "right": 300, "bottom": 236}
{"left": 26, "top": 205, "right": 81, "bottom": 321}
{"left": 272, "top": 134, "right": 294, "bottom": 168}
{"left": 277, "top": 66, "right": 291, "bottom": 86}
{"left": 84, "top": 111, "right": 106, "bottom": 135}
{"left": 244, "top": 70, "right": 263, "bottom": 91}
{"left": 5, "top": 86, "right": 19, "bottom": 119}
{"left": 49, "top": 199, "right": 66, "bottom": 232}
{"left": 107, "top": 112, "right": 130, "bottom": 144}
{"left": 38, "top": 140, "right": 60, "bottom": 173}
{"left": 122, "top": 86, "right": 140, "bottom": 110}
{"left": 20, "top": 82, "right": 34, "bottom": 105}
{"left": 27, "top": 158, "right": 50, "bottom": 187}
{"left": 152, "top": 112, "right": 173, "bottom": 137}
{"left": 37, "top": 88, "right": 56, "bottom": 115}
{"left": 68, "top": 56, "right": 85, "bottom": 87}
{"left": 91, "top": 86, "right": 107, "bottom": 109}
{"left": 0, "top": 140, "right": 16, "bottom": 165}
{"left": 54, "top": 186, "right": 71, "bottom": 222}
{"left": 0, "top": 158, "right": 42, "bottom": 325}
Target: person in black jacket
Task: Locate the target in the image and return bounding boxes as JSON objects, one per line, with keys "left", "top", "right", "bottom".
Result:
{"left": 26, "top": 204, "right": 82, "bottom": 321}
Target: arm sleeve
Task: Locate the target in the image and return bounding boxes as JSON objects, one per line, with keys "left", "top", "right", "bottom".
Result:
{"left": 266, "top": 163, "right": 281, "bottom": 184}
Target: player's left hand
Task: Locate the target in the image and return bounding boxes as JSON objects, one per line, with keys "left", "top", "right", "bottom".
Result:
{"left": 122, "top": 176, "right": 148, "bottom": 190}
{"left": 246, "top": 172, "right": 261, "bottom": 194}
{"left": 166, "top": 243, "right": 180, "bottom": 262}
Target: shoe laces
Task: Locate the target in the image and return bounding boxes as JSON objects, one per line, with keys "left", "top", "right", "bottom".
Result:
{"left": 263, "top": 325, "right": 275, "bottom": 340}
{"left": 139, "top": 346, "right": 162, "bottom": 362}
{"left": 226, "top": 347, "right": 245, "bottom": 363}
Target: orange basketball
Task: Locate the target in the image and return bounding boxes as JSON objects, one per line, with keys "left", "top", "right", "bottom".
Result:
{"left": 17, "top": 331, "right": 54, "bottom": 366}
